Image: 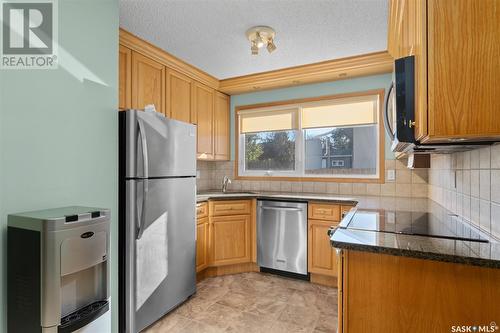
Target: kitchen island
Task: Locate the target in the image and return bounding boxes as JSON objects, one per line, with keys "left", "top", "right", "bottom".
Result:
{"left": 331, "top": 203, "right": 500, "bottom": 333}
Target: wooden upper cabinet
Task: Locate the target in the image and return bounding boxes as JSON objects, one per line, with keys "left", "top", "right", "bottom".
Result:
{"left": 118, "top": 45, "right": 132, "bottom": 110}
{"left": 388, "top": 0, "right": 500, "bottom": 143}
{"left": 194, "top": 83, "right": 215, "bottom": 160}
{"left": 131, "top": 52, "right": 165, "bottom": 114}
{"left": 165, "top": 69, "right": 194, "bottom": 123}
{"left": 387, "top": 0, "right": 427, "bottom": 140}
{"left": 427, "top": 0, "right": 500, "bottom": 141}
{"left": 214, "top": 92, "right": 230, "bottom": 160}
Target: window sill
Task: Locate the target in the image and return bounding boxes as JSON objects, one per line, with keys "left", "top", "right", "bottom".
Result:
{"left": 234, "top": 175, "right": 385, "bottom": 184}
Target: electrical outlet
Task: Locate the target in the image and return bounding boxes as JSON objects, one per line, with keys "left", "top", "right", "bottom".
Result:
{"left": 387, "top": 169, "right": 396, "bottom": 181}
{"left": 196, "top": 170, "right": 201, "bottom": 179}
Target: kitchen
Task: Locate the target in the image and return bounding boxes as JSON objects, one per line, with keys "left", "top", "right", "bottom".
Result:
{"left": 1, "top": 0, "right": 499, "bottom": 332}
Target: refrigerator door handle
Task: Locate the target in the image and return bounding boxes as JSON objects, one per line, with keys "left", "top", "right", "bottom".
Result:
{"left": 137, "top": 179, "right": 148, "bottom": 240}
{"left": 137, "top": 118, "right": 149, "bottom": 179}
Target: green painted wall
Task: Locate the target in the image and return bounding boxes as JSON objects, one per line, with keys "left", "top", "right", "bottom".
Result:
{"left": 230, "top": 73, "right": 394, "bottom": 161}
{"left": 0, "top": 0, "right": 119, "bottom": 331}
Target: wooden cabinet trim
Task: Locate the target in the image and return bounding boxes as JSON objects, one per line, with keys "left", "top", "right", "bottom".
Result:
{"left": 219, "top": 51, "right": 393, "bottom": 95}
{"left": 120, "top": 28, "right": 219, "bottom": 90}
{"left": 119, "top": 45, "right": 132, "bottom": 110}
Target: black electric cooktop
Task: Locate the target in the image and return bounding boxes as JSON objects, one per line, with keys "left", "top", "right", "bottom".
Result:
{"left": 345, "top": 210, "right": 489, "bottom": 243}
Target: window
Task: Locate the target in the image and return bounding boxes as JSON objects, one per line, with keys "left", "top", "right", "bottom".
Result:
{"left": 236, "top": 90, "right": 384, "bottom": 181}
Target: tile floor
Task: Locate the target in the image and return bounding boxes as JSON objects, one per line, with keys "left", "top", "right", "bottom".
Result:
{"left": 144, "top": 272, "right": 338, "bottom": 333}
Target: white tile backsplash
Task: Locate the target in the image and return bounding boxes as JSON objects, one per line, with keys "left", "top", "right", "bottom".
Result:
{"left": 428, "top": 144, "right": 500, "bottom": 238}
{"left": 197, "top": 159, "right": 429, "bottom": 198}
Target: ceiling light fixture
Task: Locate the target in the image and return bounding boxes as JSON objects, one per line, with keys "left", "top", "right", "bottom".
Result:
{"left": 246, "top": 26, "right": 276, "bottom": 55}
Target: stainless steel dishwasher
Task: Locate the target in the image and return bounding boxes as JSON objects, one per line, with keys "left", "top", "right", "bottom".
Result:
{"left": 257, "top": 200, "right": 308, "bottom": 276}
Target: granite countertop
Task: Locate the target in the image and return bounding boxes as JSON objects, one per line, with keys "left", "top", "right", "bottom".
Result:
{"left": 331, "top": 203, "right": 500, "bottom": 269}
{"left": 197, "top": 190, "right": 500, "bottom": 269}
{"left": 197, "top": 190, "right": 357, "bottom": 205}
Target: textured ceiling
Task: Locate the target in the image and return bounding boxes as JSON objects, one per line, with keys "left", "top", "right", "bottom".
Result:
{"left": 119, "top": 0, "right": 388, "bottom": 79}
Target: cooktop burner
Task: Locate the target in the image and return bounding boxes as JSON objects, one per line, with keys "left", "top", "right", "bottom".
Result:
{"left": 346, "top": 210, "right": 489, "bottom": 243}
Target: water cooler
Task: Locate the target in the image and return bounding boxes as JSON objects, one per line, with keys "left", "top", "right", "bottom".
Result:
{"left": 8, "top": 206, "right": 111, "bottom": 333}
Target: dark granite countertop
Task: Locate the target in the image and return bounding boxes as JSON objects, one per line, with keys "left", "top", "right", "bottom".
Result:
{"left": 197, "top": 190, "right": 358, "bottom": 205}
{"left": 197, "top": 190, "right": 500, "bottom": 269}
{"left": 331, "top": 203, "right": 500, "bottom": 269}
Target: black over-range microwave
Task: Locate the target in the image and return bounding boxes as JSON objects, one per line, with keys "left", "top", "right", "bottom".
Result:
{"left": 384, "top": 56, "right": 490, "bottom": 154}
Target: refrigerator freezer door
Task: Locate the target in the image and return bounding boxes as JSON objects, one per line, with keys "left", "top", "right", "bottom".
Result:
{"left": 124, "top": 110, "right": 196, "bottom": 178}
{"left": 124, "top": 177, "right": 196, "bottom": 333}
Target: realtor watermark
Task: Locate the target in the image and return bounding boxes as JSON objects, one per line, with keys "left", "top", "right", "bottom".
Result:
{"left": 451, "top": 322, "right": 499, "bottom": 332}
{"left": 0, "top": 0, "right": 58, "bottom": 69}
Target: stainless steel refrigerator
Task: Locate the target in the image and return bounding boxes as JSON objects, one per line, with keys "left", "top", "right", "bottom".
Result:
{"left": 119, "top": 110, "right": 196, "bottom": 332}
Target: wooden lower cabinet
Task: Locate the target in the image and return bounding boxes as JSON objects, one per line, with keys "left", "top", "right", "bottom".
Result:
{"left": 338, "top": 250, "right": 500, "bottom": 332}
{"left": 210, "top": 215, "right": 251, "bottom": 266}
{"left": 308, "top": 219, "right": 338, "bottom": 276}
{"left": 196, "top": 200, "right": 255, "bottom": 280}
{"left": 308, "top": 202, "right": 341, "bottom": 279}
{"left": 196, "top": 217, "right": 208, "bottom": 272}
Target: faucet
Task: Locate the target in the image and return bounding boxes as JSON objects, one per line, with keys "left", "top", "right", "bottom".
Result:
{"left": 222, "top": 176, "right": 232, "bottom": 193}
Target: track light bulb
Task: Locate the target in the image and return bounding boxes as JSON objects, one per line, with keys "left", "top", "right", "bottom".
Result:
{"left": 256, "top": 32, "right": 265, "bottom": 48}
{"left": 267, "top": 39, "right": 277, "bottom": 53}
{"left": 251, "top": 41, "right": 259, "bottom": 55}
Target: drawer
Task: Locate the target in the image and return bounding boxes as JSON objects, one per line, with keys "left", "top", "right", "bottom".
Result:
{"left": 308, "top": 202, "right": 341, "bottom": 222}
{"left": 196, "top": 202, "right": 208, "bottom": 219}
{"left": 209, "top": 200, "right": 252, "bottom": 217}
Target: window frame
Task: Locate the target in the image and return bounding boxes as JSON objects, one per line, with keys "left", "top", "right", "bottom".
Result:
{"left": 234, "top": 89, "right": 386, "bottom": 183}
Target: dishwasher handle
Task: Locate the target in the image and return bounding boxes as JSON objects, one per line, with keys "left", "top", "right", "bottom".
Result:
{"left": 260, "top": 206, "right": 303, "bottom": 212}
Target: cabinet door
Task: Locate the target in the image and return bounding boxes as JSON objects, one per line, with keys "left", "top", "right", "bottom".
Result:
{"left": 166, "top": 69, "right": 193, "bottom": 123}
{"left": 194, "top": 83, "right": 214, "bottom": 160}
{"left": 427, "top": 0, "right": 500, "bottom": 141}
{"left": 196, "top": 217, "right": 209, "bottom": 272}
{"left": 119, "top": 45, "right": 132, "bottom": 110}
{"left": 214, "top": 91, "right": 230, "bottom": 160}
{"left": 308, "top": 220, "right": 337, "bottom": 276}
{"left": 387, "top": 0, "right": 427, "bottom": 140}
{"left": 210, "top": 215, "right": 251, "bottom": 266}
{"left": 131, "top": 52, "right": 165, "bottom": 114}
